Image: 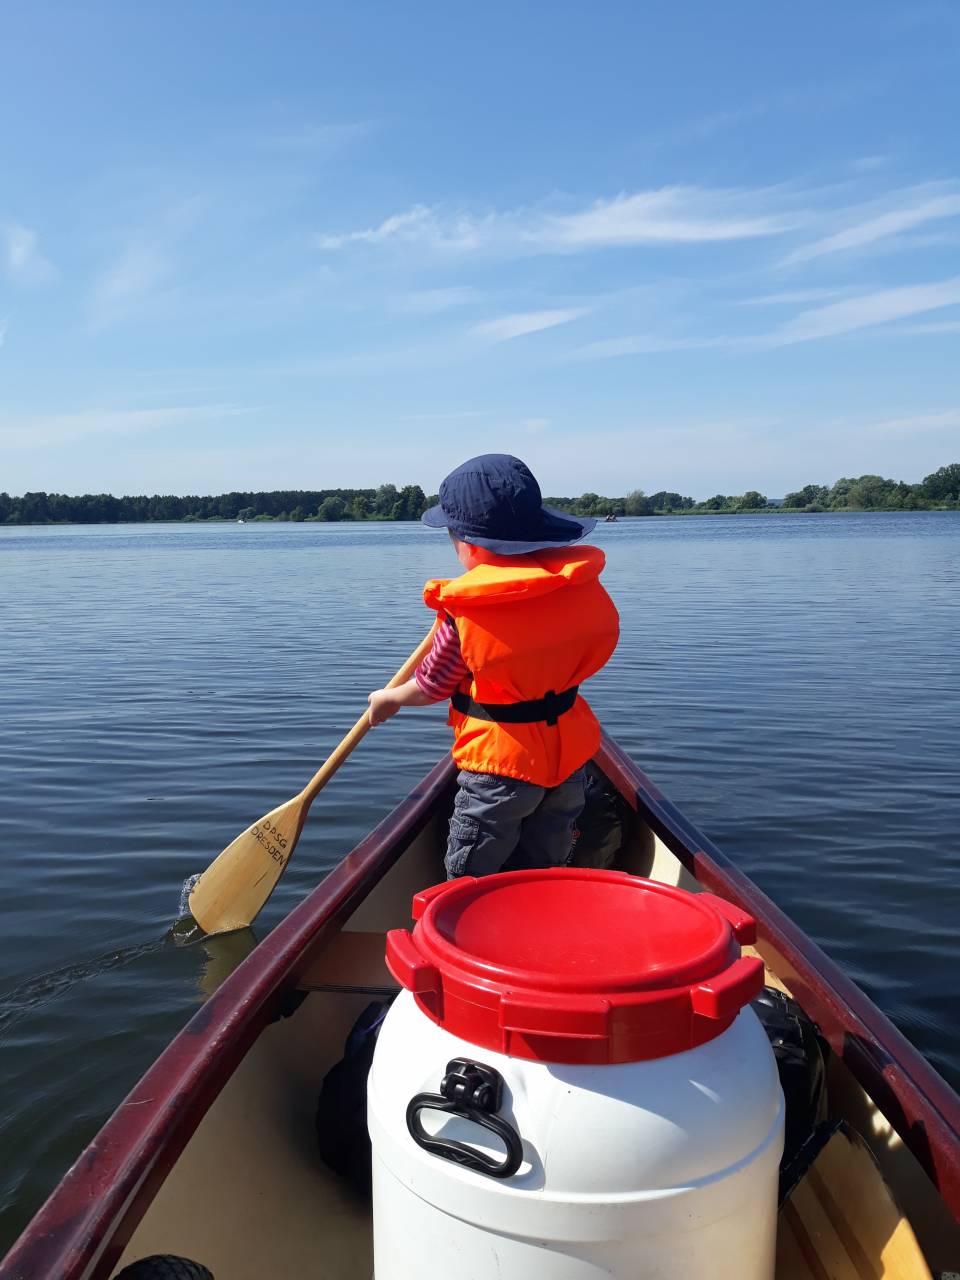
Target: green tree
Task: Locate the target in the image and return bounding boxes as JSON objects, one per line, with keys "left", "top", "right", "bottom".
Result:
{"left": 699, "top": 494, "right": 731, "bottom": 511}
{"left": 391, "top": 484, "right": 427, "bottom": 521}
{"left": 921, "top": 463, "right": 960, "bottom": 504}
{"left": 649, "top": 491, "right": 694, "bottom": 512}
{"left": 846, "top": 475, "right": 897, "bottom": 509}
{"left": 783, "top": 484, "right": 829, "bottom": 509}
{"left": 374, "top": 484, "right": 399, "bottom": 518}
{"left": 827, "top": 478, "right": 854, "bottom": 509}
{"left": 125, "top": 494, "right": 151, "bottom": 522}
{"left": 317, "top": 495, "right": 346, "bottom": 521}
{"left": 623, "top": 490, "right": 651, "bottom": 516}
{"left": 154, "top": 494, "right": 187, "bottom": 520}
{"left": 18, "top": 492, "right": 51, "bottom": 522}
{"left": 736, "top": 491, "right": 768, "bottom": 511}
{"left": 351, "top": 494, "right": 372, "bottom": 521}
{"left": 893, "top": 482, "right": 926, "bottom": 510}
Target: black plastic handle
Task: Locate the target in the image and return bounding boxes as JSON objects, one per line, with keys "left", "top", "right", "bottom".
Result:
{"left": 406, "top": 1093, "right": 523, "bottom": 1178}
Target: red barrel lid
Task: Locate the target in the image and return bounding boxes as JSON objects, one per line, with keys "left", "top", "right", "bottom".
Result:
{"left": 386, "top": 869, "right": 764, "bottom": 1065}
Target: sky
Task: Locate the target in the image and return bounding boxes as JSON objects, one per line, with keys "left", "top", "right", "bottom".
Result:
{"left": 1, "top": 0, "right": 959, "bottom": 500}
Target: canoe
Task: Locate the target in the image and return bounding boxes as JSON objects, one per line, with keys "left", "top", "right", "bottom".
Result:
{"left": 2, "top": 735, "right": 959, "bottom": 1279}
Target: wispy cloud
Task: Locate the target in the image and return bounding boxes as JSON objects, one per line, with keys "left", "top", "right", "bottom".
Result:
{"left": 90, "top": 245, "right": 172, "bottom": 324}
{"left": 84, "top": 195, "right": 212, "bottom": 327}
{"left": 2, "top": 222, "right": 57, "bottom": 284}
{"left": 783, "top": 184, "right": 960, "bottom": 264}
{"left": 0, "top": 317, "right": 8, "bottom": 349}
{"left": 771, "top": 275, "right": 960, "bottom": 343}
{"left": 897, "top": 319, "right": 960, "bottom": 334}
{"left": 573, "top": 333, "right": 731, "bottom": 359}
{"left": 534, "top": 189, "right": 797, "bottom": 248}
{"left": 737, "top": 288, "right": 849, "bottom": 307}
{"left": 315, "top": 185, "right": 803, "bottom": 256}
{"left": 574, "top": 275, "right": 960, "bottom": 360}
{"left": 315, "top": 205, "right": 480, "bottom": 251}
{"left": 470, "top": 308, "right": 587, "bottom": 343}
{"left": 862, "top": 409, "right": 960, "bottom": 435}
{"left": 0, "top": 403, "right": 253, "bottom": 449}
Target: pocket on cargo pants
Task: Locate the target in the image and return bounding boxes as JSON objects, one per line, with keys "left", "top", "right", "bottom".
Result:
{"left": 445, "top": 770, "right": 545, "bottom": 879}
{"left": 445, "top": 811, "right": 482, "bottom": 879}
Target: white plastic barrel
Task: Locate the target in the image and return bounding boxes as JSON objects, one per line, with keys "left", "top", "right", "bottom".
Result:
{"left": 368, "top": 869, "right": 784, "bottom": 1280}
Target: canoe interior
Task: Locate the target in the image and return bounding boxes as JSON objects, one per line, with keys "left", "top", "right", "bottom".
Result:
{"left": 2, "top": 740, "right": 957, "bottom": 1280}
{"left": 110, "top": 760, "right": 960, "bottom": 1280}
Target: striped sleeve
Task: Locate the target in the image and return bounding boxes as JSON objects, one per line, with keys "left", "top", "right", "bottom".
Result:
{"left": 415, "top": 616, "right": 471, "bottom": 701}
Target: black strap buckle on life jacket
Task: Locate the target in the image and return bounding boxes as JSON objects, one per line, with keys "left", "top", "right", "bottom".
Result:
{"left": 450, "top": 685, "right": 579, "bottom": 727}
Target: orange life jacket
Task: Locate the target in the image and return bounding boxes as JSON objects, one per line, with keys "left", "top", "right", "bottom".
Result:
{"left": 422, "top": 545, "right": 620, "bottom": 787}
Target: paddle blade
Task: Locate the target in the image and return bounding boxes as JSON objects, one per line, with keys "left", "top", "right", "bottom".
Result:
{"left": 188, "top": 797, "right": 306, "bottom": 935}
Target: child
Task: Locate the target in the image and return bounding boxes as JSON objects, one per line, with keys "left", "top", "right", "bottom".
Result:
{"left": 368, "top": 453, "right": 619, "bottom": 878}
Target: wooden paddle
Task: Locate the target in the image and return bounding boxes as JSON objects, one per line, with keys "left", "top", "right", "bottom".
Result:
{"left": 187, "top": 623, "right": 438, "bottom": 936}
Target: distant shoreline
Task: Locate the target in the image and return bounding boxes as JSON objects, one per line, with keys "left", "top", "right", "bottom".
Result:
{"left": 3, "top": 464, "right": 957, "bottom": 525}
{"left": 5, "top": 507, "right": 959, "bottom": 529}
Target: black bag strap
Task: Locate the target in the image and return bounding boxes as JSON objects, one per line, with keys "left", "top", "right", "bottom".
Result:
{"left": 450, "top": 685, "right": 579, "bottom": 727}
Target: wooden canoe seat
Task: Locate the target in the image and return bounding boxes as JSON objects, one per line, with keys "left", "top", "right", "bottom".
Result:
{"left": 295, "top": 929, "right": 399, "bottom": 994}
{"left": 777, "top": 1125, "right": 932, "bottom": 1280}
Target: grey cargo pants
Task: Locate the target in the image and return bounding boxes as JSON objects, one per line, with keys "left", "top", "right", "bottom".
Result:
{"left": 445, "top": 767, "right": 586, "bottom": 879}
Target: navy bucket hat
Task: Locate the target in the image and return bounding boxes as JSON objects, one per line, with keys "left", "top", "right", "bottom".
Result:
{"left": 422, "top": 454, "right": 596, "bottom": 555}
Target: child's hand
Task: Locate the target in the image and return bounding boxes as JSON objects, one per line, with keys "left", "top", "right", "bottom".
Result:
{"left": 367, "top": 675, "right": 432, "bottom": 725}
{"left": 368, "top": 688, "right": 401, "bottom": 726}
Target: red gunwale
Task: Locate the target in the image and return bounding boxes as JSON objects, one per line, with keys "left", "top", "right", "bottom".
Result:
{"left": 594, "top": 736, "right": 960, "bottom": 1224}
{"left": 2, "top": 737, "right": 958, "bottom": 1280}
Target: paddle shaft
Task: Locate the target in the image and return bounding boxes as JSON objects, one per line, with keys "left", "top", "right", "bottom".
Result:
{"left": 298, "top": 620, "right": 439, "bottom": 807}
{"left": 187, "top": 621, "right": 440, "bottom": 935}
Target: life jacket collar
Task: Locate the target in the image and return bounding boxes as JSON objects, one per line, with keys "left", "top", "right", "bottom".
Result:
{"left": 424, "top": 545, "right": 606, "bottom": 610}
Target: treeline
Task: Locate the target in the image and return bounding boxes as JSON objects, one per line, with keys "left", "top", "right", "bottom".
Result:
{"left": 549, "top": 462, "right": 960, "bottom": 516}
{"left": 546, "top": 490, "right": 698, "bottom": 516}
{"left": 3, "top": 464, "right": 959, "bottom": 525}
{"left": 0, "top": 484, "right": 430, "bottom": 525}
{"left": 779, "top": 464, "right": 960, "bottom": 512}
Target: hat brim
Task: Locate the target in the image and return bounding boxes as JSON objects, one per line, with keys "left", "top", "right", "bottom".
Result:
{"left": 421, "top": 503, "right": 596, "bottom": 555}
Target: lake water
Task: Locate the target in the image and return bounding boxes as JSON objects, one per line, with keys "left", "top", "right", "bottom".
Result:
{"left": 1, "top": 513, "right": 958, "bottom": 1249}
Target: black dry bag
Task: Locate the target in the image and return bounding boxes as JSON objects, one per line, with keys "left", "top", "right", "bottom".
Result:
{"left": 315, "top": 997, "right": 393, "bottom": 1196}
{"left": 752, "top": 985, "right": 831, "bottom": 1201}
{"left": 569, "top": 762, "right": 632, "bottom": 870}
